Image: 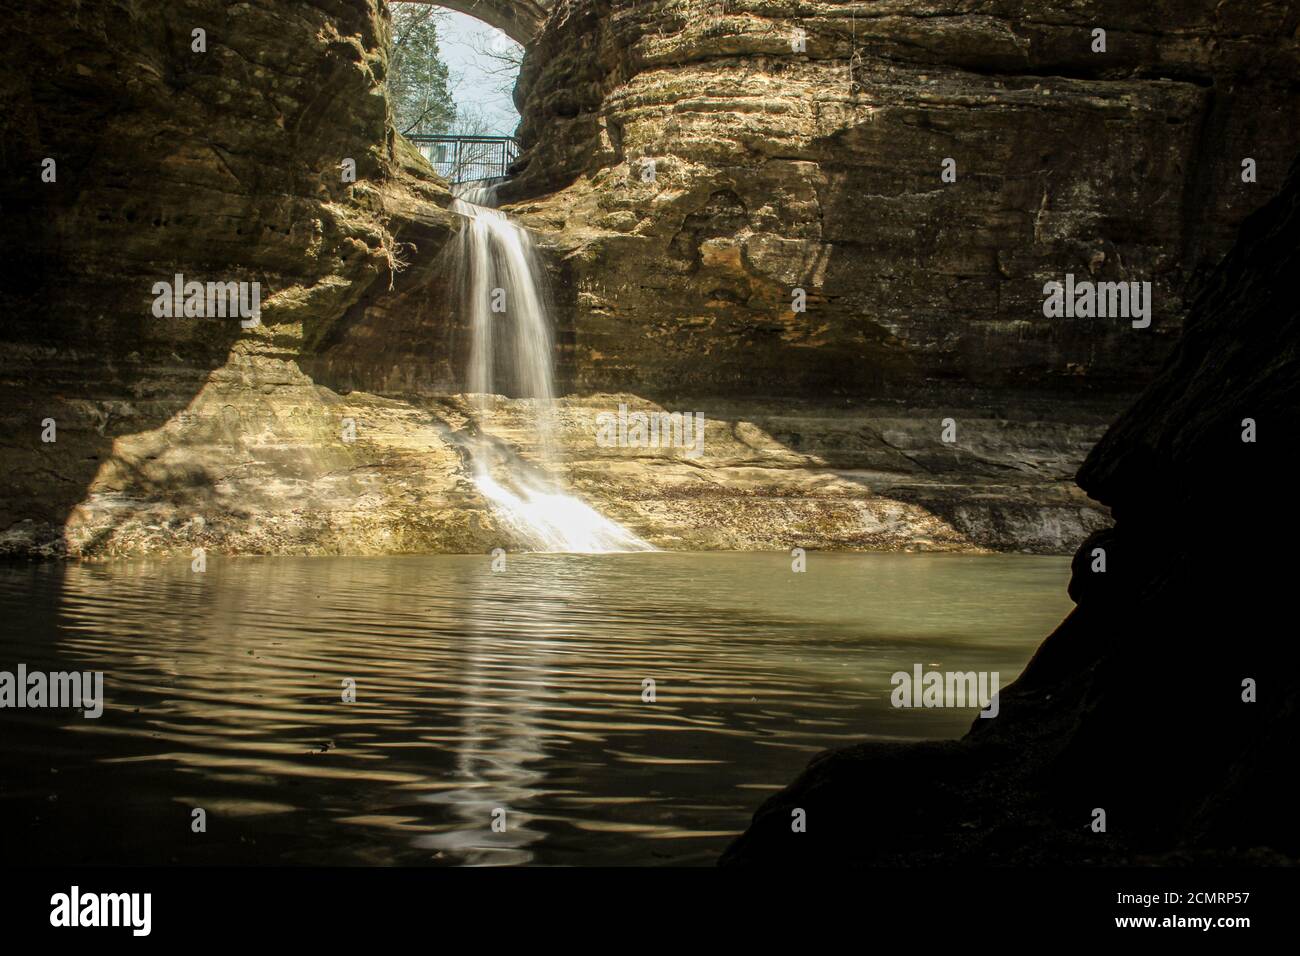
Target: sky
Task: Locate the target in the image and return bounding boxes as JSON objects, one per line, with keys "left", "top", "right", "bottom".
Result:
{"left": 435, "top": 9, "right": 523, "bottom": 136}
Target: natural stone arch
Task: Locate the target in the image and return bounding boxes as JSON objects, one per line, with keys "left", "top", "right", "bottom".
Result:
{"left": 391, "top": 0, "right": 550, "bottom": 45}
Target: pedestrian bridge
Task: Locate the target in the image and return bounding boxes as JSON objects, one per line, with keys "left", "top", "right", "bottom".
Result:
{"left": 408, "top": 134, "right": 520, "bottom": 184}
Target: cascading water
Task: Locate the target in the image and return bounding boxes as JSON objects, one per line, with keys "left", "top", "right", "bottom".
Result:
{"left": 448, "top": 183, "right": 653, "bottom": 553}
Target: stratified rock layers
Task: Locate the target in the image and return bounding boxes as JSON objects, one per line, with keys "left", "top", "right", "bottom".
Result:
{"left": 721, "top": 154, "right": 1300, "bottom": 865}
{"left": 0, "top": 0, "right": 463, "bottom": 556}
{"left": 507, "top": 0, "right": 1299, "bottom": 399}
{"left": 2, "top": 1, "right": 1296, "bottom": 558}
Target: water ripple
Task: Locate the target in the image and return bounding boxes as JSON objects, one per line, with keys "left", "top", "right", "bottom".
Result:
{"left": 0, "top": 552, "right": 1070, "bottom": 865}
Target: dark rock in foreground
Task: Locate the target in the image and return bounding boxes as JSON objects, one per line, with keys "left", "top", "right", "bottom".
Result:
{"left": 721, "top": 153, "right": 1300, "bottom": 866}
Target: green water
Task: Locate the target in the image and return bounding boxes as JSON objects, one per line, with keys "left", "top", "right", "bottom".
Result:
{"left": 0, "top": 552, "right": 1072, "bottom": 865}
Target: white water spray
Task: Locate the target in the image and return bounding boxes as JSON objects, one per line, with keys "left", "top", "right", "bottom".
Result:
{"left": 449, "top": 184, "right": 652, "bottom": 553}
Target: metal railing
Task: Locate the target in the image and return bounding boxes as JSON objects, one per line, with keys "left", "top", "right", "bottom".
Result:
{"left": 407, "top": 134, "right": 520, "bottom": 184}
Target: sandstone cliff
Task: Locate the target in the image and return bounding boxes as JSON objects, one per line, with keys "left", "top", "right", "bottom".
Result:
{"left": 507, "top": 0, "right": 1299, "bottom": 399}
{"left": 2, "top": 1, "right": 1295, "bottom": 558}
{"left": 0, "top": 0, "right": 470, "bottom": 556}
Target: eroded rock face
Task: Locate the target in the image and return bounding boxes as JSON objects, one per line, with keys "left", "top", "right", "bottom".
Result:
{"left": 0, "top": 0, "right": 460, "bottom": 556}
{"left": 506, "top": 0, "right": 1300, "bottom": 399}
{"left": 720, "top": 154, "right": 1300, "bottom": 865}
{"left": 0, "top": 0, "right": 1117, "bottom": 559}
{"left": 3, "top": 1, "right": 1293, "bottom": 559}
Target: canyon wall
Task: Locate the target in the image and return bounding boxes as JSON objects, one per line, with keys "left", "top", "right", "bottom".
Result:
{"left": 721, "top": 153, "right": 1300, "bottom": 864}
{"left": 506, "top": 0, "right": 1300, "bottom": 400}
{"left": 2, "top": 1, "right": 1295, "bottom": 558}
{"left": 0, "top": 0, "right": 479, "bottom": 557}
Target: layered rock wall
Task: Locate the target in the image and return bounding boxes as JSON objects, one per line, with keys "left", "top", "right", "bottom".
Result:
{"left": 507, "top": 0, "right": 1300, "bottom": 400}
{"left": 0, "top": 0, "right": 464, "bottom": 556}
{"left": 3, "top": 1, "right": 1295, "bottom": 558}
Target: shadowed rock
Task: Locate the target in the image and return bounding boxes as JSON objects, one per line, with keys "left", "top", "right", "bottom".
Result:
{"left": 721, "top": 152, "right": 1300, "bottom": 865}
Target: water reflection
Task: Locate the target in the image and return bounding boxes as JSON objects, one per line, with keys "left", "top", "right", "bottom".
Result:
{"left": 418, "top": 556, "right": 562, "bottom": 865}
{"left": 0, "top": 553, "right": 1071, "bottom": 865}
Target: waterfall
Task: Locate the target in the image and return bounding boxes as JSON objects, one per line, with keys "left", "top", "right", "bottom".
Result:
{"left": 449, "top": 184, "right": 653, "bottom": 554}
{"left": 452, "top": 184, "right": 555, "bottom": 414}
